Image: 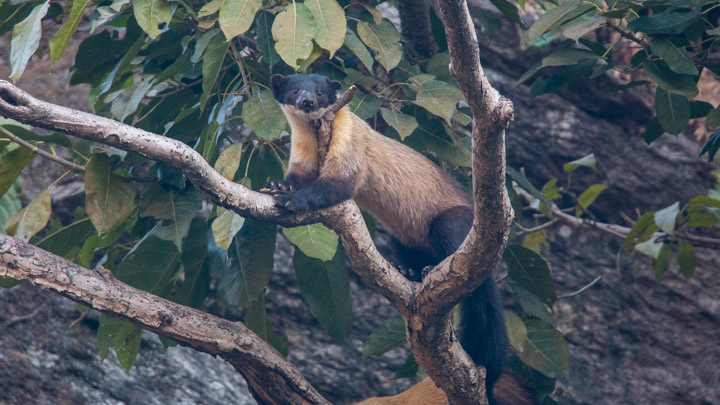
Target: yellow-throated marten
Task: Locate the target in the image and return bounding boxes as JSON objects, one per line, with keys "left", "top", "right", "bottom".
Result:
{"left": 267, "top": 74, "right": 534, "bottom": 405}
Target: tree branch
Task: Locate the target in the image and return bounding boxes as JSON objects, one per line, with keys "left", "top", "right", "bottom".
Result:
{"left": 0, "top": 235, "right": 329, "bottom": 405}
{"left": 0, "top": 125, "right": 86, "bottom": 172}
{"left": 398, "top": 0, "right": 439, "bottom": 60}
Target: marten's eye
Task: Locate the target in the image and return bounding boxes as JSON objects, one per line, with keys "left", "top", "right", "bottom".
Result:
{"left": 292, "top": 89, "right": 299, "bottom": 94}
{"left": 317, "top": 91, "right": 323, "bottom": 96}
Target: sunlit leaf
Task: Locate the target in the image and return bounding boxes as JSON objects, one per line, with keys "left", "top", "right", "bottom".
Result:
{"left": 575, "top": 184, "right": 607, "bottom": 216}
{"left": 357, "top": 20, "right": 402, "bottom": 71}
{"left": 5, "top": 189, "right": 51, "bottom": 242}
{"left": 272, "top": 2, "right": 317, "bottom": 70}
{"left": 283, "top": 223, "right": 338, "bottom": 261}
{"left": 211, "top": 207, "right": 245, "bottom": 251}
{"left": 219, "top": 0, "right": 262, "bottom": 40}
{"left": 49, "top": 0, "right": 90, "bottom": 66}
{"left": 0, "top": 147, "right": 34, "bottom": 198}
{"left": 133, "top": 0, "right": 173, "bottom": 38}
{"left": 305, "top": 0, "right": 346, "bottom": 57}
{"left": 654, "top": 201, "right": 679, "bottom": 236}
{"left": 9, "top": 2, "right": 50, "bottom": 83}
{"left": 200, "top": 33, "right": 230, "bottom": 110}
{"left": 344, "top": 28, "right": 374, "bottom": 71}
{"left": 563, "top": 153, "right": 596, "bottom": 173}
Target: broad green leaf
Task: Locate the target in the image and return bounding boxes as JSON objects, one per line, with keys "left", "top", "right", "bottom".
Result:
{"left": 356, "top": 20, "right": 402, "bottom": 71}
{"left": 0, "top": 147, "right": 34, "bottom": 198}
{"left": 380, "top": 107, "right": 418, "bottom": 140}
{"left": 393, "top": 353, "right": 420, "bottom": 379}
{"left": 198, "top": 0, "right": 222, "bottom": 17}
{"left": 522, "top": 230, "right": 549, "bottom": 253}
{"left": 654, "top": 202, "right": 679, "bottom": 236}
{"left": 489, "top": 0, "right": 521, "bottom": 24}
{"left": 413, "top": 79, "right": 464, "bottom": 125}
{"left": 243, "top": 90, "right": 287, "bottom": 139}
{"left": 5, "top": 189, "right": 51, "bottom": 242}
{"left": 542, "top": 48, "right": 600, "bottom": 67}
{"left": 272, "top": 2, "right": 317, "bottom": 69}
{"left": 141, "top": 188, "right": 204, "bottom": 251}
{"left": 699, "top": 130, "right": 720, "bottom": 162}
{"left": 9, "top": 2, "right": 50, "bottom": 83}
{"left": 78, "top": 225, "right": 126, "bottom": 268}
{"left": 643, "top": 116, "right": 665, "bottom": 145}
{"left": 507, "top": 282, "right": 554, "bottom": 325}
{"left": 344, "top": 28, "right": 374, "bottom": 71}
{"left": 305, "top": 0, "right": 346, "bottom": 57}
{"left": 688, "top": 211, "right": 718, "bottom": 227}
{"left": 627, "top": 8, "right": 699, "bottom": 35}
{"left": 91, "top": 0, "right": 131, "bottom": 33}
{"left": 36, "top": 217, "right": 94, "bottom": 258}
{"left": 504, "top": 311, "right": 527, "bottom": 353}
{"left": 677, "top": 243, "right": 696, "bottom": 280}
{"left": 98, "top": 315, "right": 143, "bottom": 372}
{"left": 97, "top": 35, "right": 145, "bottom": 97}
{"left": 223, "top": 218, "right": 276, "bottom": 306}
{"left": 200, "top": 33, "right": 230, "bottom": 110}
{"left": 562, "top": 15, "right": 607, "bottom": 41}
{"left": 214, "top": 143, "right": 244, "bottom": 181}
{"left": 563, "top": 153, "right": 596, "bottom": 173}
{"left": 624, "top": 212, "right": 657, "bottom": 251}
{"left": 643, "top": 60, "right": 698, "bottom": 98}
{"left": 49, "top": 0, "right": 90, "bottom": 66}
{"left": 654, "top": 87, "right": 690, "bottom": 135}
{"left": 504, "top": 245, "right": 557, "bottom": 305}
{"left": 522, "top": 0, "right": 593, "bottom": 45}
{"left": 246, "top": 296, "right": 289, "bottom": 356}
{"left": 654, "top": 244, "right": 671, "bottom": 279}
{"left": 85, "top": 154, "right": 136, "bottom": 234}
{"left": 706, "top": 107, "right": 720, "bottom": 128}
{"left": 507, "top": 166, "right": 548, "bottom": 206}
{"left": 362, "top": 315, "right": 406, "bottom": 359}
{"left": 348, "top": 91, "right": 381, "bottom": 120}
{"left": 175, "top": 218, "right": 211, "bottom": 309}
{"left": 517, "top": 319, "right": 570, "bottom": 378}
{"left": 211, "top": 207, "right": 245, "bottom": 250}
{"left": 294, "top": 248, "right": 352, "bottom": 341}
{"left": 283, "top": 223, "right": 338, "bottom": 261}
{"left": 133, "top": 0, "right": 173, "bottom": 38}
{"left": 634, "top": 237, "right": 663, "bottom": 259}
{"left": 0, "top": 180, "right": 21, "bottom": 233}
{"left": 115, "top": 237, "right": 181, "bottom": 295}
{"left": 652, "top": 39, "right": 698, "bottom": 76}
{"left": 110, "top": 79, "right": 154, "bottom": 122}
{"left": 191, "top": 31, "right": 215, "bottom": 63}
{"left": 256, "top": 11, "right": 280, "bottom": 69}
{"left": 219, "top": 0, "right": 262, "bottom": 40}
{"left": 575, "top": 184, "right": 607, "bottom": 216}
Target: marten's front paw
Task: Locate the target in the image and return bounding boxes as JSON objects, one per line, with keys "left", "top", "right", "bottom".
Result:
{"left": 262, "top": 180, "right": 295, "bottom": 194}
{"left": 272, "top": 191, "right": 309, "bottom": 213}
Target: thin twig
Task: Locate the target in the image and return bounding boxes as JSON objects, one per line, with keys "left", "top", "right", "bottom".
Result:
{"left": 607, "top": 20, "right": 651, "bottom": 49}
{"left": 69, "top": 307, "right": 90, "bottom": 328}
{"left": 515, "top": 218, "right": 558, "bottom": 236}
{"left": 557, "top": 276, "right": 602, "bottom": 300}
{"left": 0, "top": 126, "right": 85, "bottom": 172}
{"left": 4, "top": 302, "right": 47, "bottom": 327}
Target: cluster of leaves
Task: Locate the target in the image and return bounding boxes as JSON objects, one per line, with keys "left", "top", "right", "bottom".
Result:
{"left": 492, "top": 0, "right": 720, "bottom": 157}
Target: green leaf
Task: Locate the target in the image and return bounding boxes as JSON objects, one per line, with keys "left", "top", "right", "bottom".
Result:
{"left": 489, "top": 0, "right": 522, "bottom": 24}
{"left": 5, "top": 189, "right": 51, "bottom": 242}
{"left": 198, "top": 0, "right": 222, "bottom": 17}
{"left": 699, "top": 130, "right": 720, "bottom": 162}
{"left": 654, "top": 87, "right": 690, "bottom": 135}
{"left": 243, "top": 90, "right": 287, "bottom": 139}
{"left": 356, "top": 20, "right": 402, "bottom": 71}
{"left": 200, "top": 33, "right": 230, "bottom": 110}
{"left": 0, "top": 277, "right": 24, "bottom": 288}
{"left": 504, "top": 245, "right": 557, "bottom": 305}
{"left": 563, "top": 153, "right": 597, "bottom": 173}
{"left": 623, "top": 212, "right": 656, "bottom": 251}
{"left": 9, "top": 2, "right": 50, "bottom": 83}
{"left": 507, "top": 166, "right": 548, "bottom": 206}
{"left": 211, "top": 207, "right": 245, "bottom": 251}
{"left": 654, "top": 202, "right": 679, "bottom": 236}
{"left": 393, "top": 353, "right": 420, "bottom": 379}
{"left": 246, "top": 296, "right": 289, "bottom": 356}
{"left": 677, "top": 243, "right": 696, "bottom": 280}
{"left": 223, "top": 218, "right": 276, "bottom": 306}
{"left": 0, "top": 147, "right": 34, "bottom": 198}
{"left": 651, "top": 39, "right": 698, "bottom": 76}
{"left": 627, "top": 8, "right": 699, "bottom": 35}
{"left": 575, "top": 184, "right": 607, "bottom": 216}
{"left": 643, "top": 116, "right": 665, "bottom": 144}
{"left": 115, "top": 237, "right": 181, "bottom": 295}
{"left": 141, "top": 188, "right": 204, "bottom": 251}
{"left": 85, "top": 154, "right": 136, "bottom": 234}
{"left": 219, "top": 0, "right": 262, "bottom": 40}
{"left": 504, "top": 310, "right": 527, "bottom": 353}
{"left": 706, "top": 107, "right": 720, "bottom": 128}
{"left": 516, "top": 319, "right": 570, "bottom": 378}
{"left": 654, "top": 243, "right": 671, "bottom": 279}
{"left": 522, "top": 0, "right": 593, "bottom": 45}
{"left": 634, "top": 237, "right": 663, "bottom": 259}
{"left": 507, "top": 282, "right": 554, "bottom": 325}
{"left": 214, "top": 143, "right": 244, "bottom": 181}
{"left": 305, "top": 0, "right": 346, "bottom": 57}
{"left": 362, "top": 315, "right": 406, "bottom": 359}
{"left": 283, "top": 223, "right": 338, "bottom": 261}
{"left": 348, "top": 91, "right": 381, "bottom": 120}
{"left": 0, "top": 124, "right": 71, "bottom": 147}
{"left": 256, "top": 11, "right": 280, "bottom": 69}
{"left": 643, "top": 59, "right": 698, "bottom": 98}
{"left": 294, "top": 247, "right": 352, "bottom": 341}
{"left": 175, "top": 218, "right": 211, "bottom": 309}
{"left": 110, "top": 79, "right": 154, "bottom": 122}
{"left": 562, "top": 15, "right": 607, "bottom": 41}
{"left": 0, "top": 180, "right": 21, "bottom": 233}
{"left": 272, "top": 2, "right": 317, "bottom": 70}
{"left": 133, "top": 0, "right": 173, "bottom": 38}
{"left": 97, "top": 315, "right": 143, "bottom": 372}
{"left": 413, "top": 79, "right": 464, "bottom": 125}
{"left": 49, "top": 0, "right": 90, "bottom": 66}
{"left": 344, "top": 28, "right": 374, "bottom": 71}
{"left": 541, "top": 48, "right": 600, "bottom": 67}
{"left": 380, "top": 107, "right": 418, "bottom": 140}
{"left": 36, "top": 217, "right": 94, "bottom": 258}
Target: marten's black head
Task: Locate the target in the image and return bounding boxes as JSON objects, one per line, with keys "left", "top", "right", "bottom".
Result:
{"left": 270, "top": 74, "right": 342, "bottom": 115}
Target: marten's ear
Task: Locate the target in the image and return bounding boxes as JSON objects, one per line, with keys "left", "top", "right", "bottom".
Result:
{"left": 330, "top": 80, "right": 342, "bottom": 91}
{"left": 270, "top": 74, "right": 286, "bottom": 99}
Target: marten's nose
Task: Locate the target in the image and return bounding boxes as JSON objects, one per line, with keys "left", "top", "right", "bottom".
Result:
{"left": 302, "top": 99, "right": 315, "bottom": 109}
